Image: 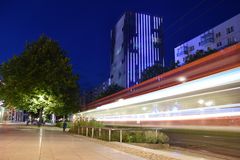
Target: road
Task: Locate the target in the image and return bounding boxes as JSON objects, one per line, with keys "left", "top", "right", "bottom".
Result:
{"left": 165, "top": 129, "right": 240, "bottom": 159}
{"left": 0, "top": 124, "right": 145, "bottom": 160}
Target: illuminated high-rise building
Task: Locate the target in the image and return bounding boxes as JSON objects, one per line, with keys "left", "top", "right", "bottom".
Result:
{"left": 110, "top": 12, "right": 164, "bottom": 88}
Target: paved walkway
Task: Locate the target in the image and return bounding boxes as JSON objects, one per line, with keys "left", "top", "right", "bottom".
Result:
{"left": 0, "top": 124, "right": 144, "bottom": 160}
{"left": 0, "top": 124, "right": 232, "bottom": 160}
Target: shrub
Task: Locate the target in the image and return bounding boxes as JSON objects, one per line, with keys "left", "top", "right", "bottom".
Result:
{"left": 123, "top": 131, "right": 145, "bottom": 143}
{"left": 56, "top": 121, "right": 72, "bottom": 128}
{"left": 122, "top": 130, "right": 169, "bottom": 144}
{"left": 69, "top": 118, "right": 104, "bottom": 134}
{"left": 145, "top": 131, "right": 169, "bottom": 144}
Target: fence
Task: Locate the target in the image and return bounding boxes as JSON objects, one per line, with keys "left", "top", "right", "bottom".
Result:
{"left": 71, "top": 126, "right": 169, "bottom": 144}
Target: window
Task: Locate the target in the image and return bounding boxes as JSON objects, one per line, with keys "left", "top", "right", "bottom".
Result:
{"left": 227, "top": 37, "right": 235, "bottom": 45}
{"left": 189, "top": 46, "right": 194, "bottom": 51}
{"left": 216, "top": 32, "right": 221, "bottom": 38}
{"left": 226, "top": 26, "right": 234, "bottom": 34}
{"left": 118, "top": 72, "right": 121, "bottom": 78}
{"left": 217, "top": 42, "right": 222, "bottom": 47}
{"left": 183, "top": 57, "right": 187, "bottom": 62}
{"left": 226, "top": 28, "right": 230, "bottom": 34}
{"left": 177, "top": 52, "right": 184, "bottom": 57}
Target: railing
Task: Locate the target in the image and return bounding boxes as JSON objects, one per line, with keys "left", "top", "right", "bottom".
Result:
{"left": 71, "top": 126, "right": 168, "bottom": 143}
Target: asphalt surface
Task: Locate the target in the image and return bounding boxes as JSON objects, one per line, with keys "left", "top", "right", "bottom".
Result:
{"left": 164, "top": 129, "right": 240, "bottom": 159}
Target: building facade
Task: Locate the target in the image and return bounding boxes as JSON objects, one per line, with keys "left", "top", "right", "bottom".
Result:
{"left": 110, "top": 12, "right": 164, "bottom": 88}
{"left": 174, "top": 13, "right": 240, "bottom": 65}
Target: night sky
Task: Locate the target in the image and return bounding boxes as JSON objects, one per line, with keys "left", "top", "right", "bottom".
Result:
{"left": 0, "top": 0, "right": 239, "bottom": 91}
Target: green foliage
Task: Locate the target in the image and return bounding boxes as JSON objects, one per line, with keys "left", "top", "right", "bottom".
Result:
{"left": 69, "top": 118, "right": 104, "bottom": 134}
{"left": 96, "top": 84, "right": 124, "bottom": 100}
{"left": 0, "top": 35, "right": 80, "bottom": 116}
{"left": 140, "top": 64, "right": 165, "bottom": 82}
{"left": 140, "top": 47, "right": 218, "bottom": 83}
{"left": 123, "top": 131, "right": 145, "bottom": 143}
{"left": 73, "top": 118, "right": 104, "bottom": 128}
{"left": 56, "top": 121, "right": 72, "bottom": 128}
{"left": 123, "top": 130, "right": 169, "bottom": 144}
{"left": 139, "top": 60, "right": 180, "bottom": 83}
{"left": 184, "top": 48, "right": 217, "bottom": 64}
{"left": 144, "top": 131, "right": 169, "bottom": 144}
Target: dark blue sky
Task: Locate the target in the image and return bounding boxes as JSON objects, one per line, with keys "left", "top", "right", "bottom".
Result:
{"left": 0, "top": 0, "right": 239, "bottom": 90}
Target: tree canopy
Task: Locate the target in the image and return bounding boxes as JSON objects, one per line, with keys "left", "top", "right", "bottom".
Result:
{"left": 96, "top": 84, "right": 124, "bottom": 100}
{"left": 0, "top": 36, "right": 80, "bottom": 116}
{"left": 184, "top": 48, "right": 217, "bottom": 64}
{"left": 140, "top": 64, "right": 165, "bottom": 82}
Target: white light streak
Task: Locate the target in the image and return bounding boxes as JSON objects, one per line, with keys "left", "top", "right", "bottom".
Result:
{"left": 178, "top": 76, "right": 187, "bottom": 82}
{"left": 91, "top": 67, "right": 240, "bottom": 111}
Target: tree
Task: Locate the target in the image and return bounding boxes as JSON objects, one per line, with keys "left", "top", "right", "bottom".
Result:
{"left": 96, "top": 84, "right": 124, "bottom": 100}
{"left": 0, "top": 36, "right": 80, "bottom": 119}
{"left": 140, "top": 64, "right": 165, "bottom": 82}
{"left": 165, "top": 61, "right": 180, "bottom": 72}
{"left": 184, "top": 48, "right": 217, "bottom": 64}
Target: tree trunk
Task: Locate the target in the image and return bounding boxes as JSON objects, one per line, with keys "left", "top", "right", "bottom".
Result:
{"left": 38, "top": 107, "right": 43, "bottom": 126}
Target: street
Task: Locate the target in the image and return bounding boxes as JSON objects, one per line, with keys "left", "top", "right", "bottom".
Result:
{"left": 165, "top": 128, "right": 240, "bottom": 158}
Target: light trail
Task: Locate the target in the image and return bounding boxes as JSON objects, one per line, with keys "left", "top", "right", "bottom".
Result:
{"left": 97, "top": 104, "right": 240, "bottom": 121}
{"left": 80, "top": 67, "right": 240, "bottom": 127}
{"left": 93, "top": 67, "right": 240, "bottom": 111}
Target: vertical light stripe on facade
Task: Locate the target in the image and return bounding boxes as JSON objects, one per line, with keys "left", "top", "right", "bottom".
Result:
{"left": 155, "top": 18, "right": 158, "bottom": 61}
{"left": 145, "top": 15, "right": 148, "bottom": 67}
{"left": 145, "top": 15, "right": 149, "bottom": 67}
{"left": 132, "top": 53, "right": 135, "bottom": 82}
{"left": 146, "top": 15, "right": 149, "bottom": 67}
{"left": 147, "top": 15, "right": 150, "bottom": 67}
{"left": 142, "top": 14, "right": 146, "bottom": 69}
{"left": 145, "top": 14, "right": 148, "bottom": 68}
{"left": 148, "top": 15, "right": 152, "bottom": 66}
{"left": 153, "top": 17, "right": 156, "bottom": 29}
{"left": 141, "top": 14, "right": 144, "bottom": 72}
{"left": 140, "top": 14, "right": 143, "bottom": 72}
{"left": 127, "top": 47, "right": 129, "bottom": 87}
{"left": 158, "top": 17, "right": 161, "bottom": 62}
{"left": 153, "top": 17, "right": 157, "bottom": 62}
{"left": 137, "top": 14, "right": 141, "bottom": 79}
{"left": 145, "top": 14, "right": 148, "bottom": 67}
{"left": 151, "top": 33, "right": 155, "bottom": 64}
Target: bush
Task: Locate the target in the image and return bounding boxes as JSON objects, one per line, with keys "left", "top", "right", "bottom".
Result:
{"left": 69, "top": 118, "right": 104, "bottom": 134}
{"left": 123, "top": 130, "right": 169, "bottom": 144}
{"left": 123, "top": 131, "right": 145, "bottom": 143}
{"left": 145, "top": 131, "right": 169, "bottom": 144}
{"left": 56, "top": 121, "right": 72, "bottom": 128}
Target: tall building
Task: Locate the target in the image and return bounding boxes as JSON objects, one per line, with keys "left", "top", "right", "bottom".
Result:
{"left": 110, "top": 12, "right": 164, "bottom": 88}
{"left": 175, "top": 13, "right": 240, "bottom": 65}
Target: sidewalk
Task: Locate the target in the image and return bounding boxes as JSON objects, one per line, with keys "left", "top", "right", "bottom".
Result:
{"left": 0, "top": 125, "right": 145, "bottom": 160}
